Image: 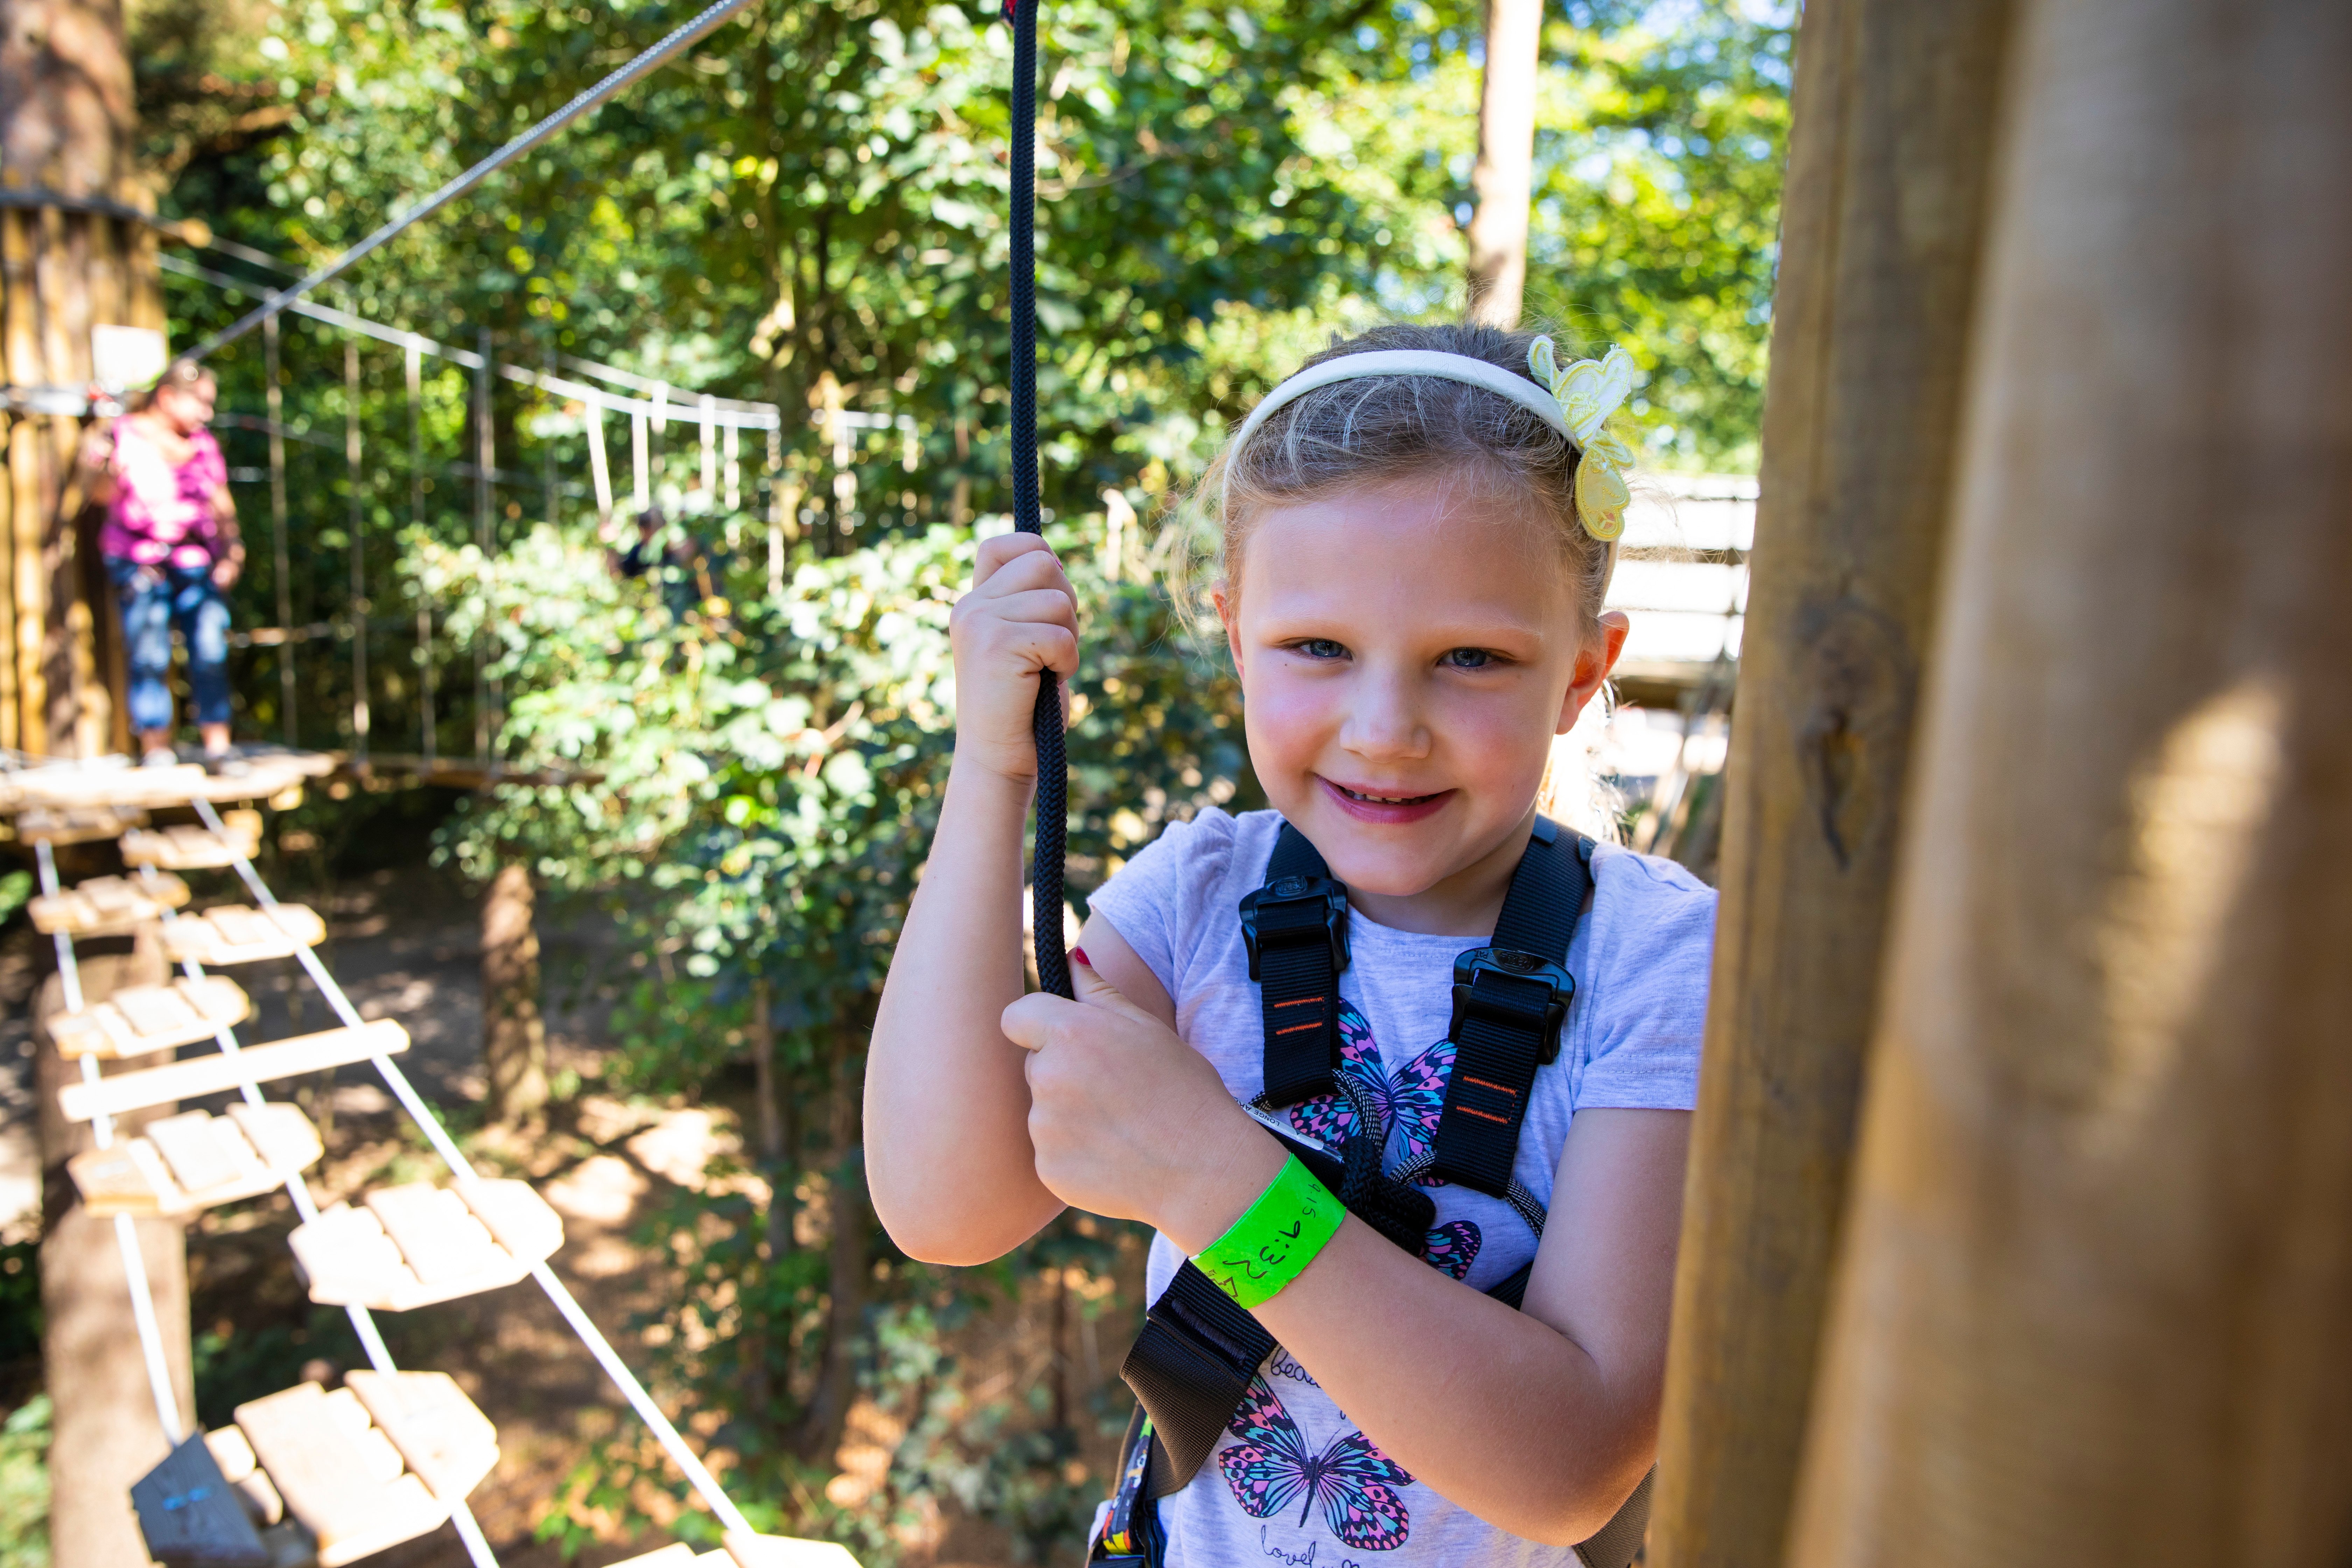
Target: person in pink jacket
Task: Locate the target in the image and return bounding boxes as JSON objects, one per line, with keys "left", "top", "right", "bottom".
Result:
{"left": 80, "top": 358, "right": 247, "bottom": 769}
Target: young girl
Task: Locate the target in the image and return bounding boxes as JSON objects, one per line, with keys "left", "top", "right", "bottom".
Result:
{"left": 869, "top": 323, "right": 1715, "bottom": 1566}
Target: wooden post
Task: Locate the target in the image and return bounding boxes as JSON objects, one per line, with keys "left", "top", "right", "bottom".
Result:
{"left": 264, "top": 312, "right": 294, "bottom": 745}
{"left": 38, "top": 948, "right": 195, "bottom": 1568}
{"left": 344, "top": 332, "right": 369, "bottom": 760}
{"left": 0, "top": 0, "right": 149, "bottom": 756}
{"left": 1464, "top": 0, "right": 1543, "bottom": 327}
{"left": 481, "top": 860, "right": 548, "bottom": 1125}
{"left": 1785, "top": 0, "right": 2352, "bottom": 1562}
{"left": 1643, "top": 1, "right": 2012, "bottom": 1563}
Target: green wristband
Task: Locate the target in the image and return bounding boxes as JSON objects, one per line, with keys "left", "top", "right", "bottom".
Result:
{"left": 1191, "top": 1155, "right": 1345, "bottom": 1309}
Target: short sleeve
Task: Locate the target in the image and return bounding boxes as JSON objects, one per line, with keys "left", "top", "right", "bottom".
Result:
{"left": 1571, "top": 848, "right": 1717, "bottom": 1112}
{"left": 1082, "top": 808, "right": 1246, "bottom": 1006}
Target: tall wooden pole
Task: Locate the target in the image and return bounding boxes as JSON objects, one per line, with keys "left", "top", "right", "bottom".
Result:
{"left": 1644, "top": 0, "right": 2012, "bottom": 1563}
{"left": 1786, "top": 0, "right": 2352, "bottom": 1561}
{"left": 0, "top": 0, "right": 152, "bottom": 756}
{"left": 1464, "top": 0, "right": 1543, "bottom": 327}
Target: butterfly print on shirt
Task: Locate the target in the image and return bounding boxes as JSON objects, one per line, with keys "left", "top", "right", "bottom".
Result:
{"left": 1286, "top": 1005, "right": 1484, "bottom": 1276}
{"left": 1219, "top": 1372, "right": 1413, "bottom": 1551}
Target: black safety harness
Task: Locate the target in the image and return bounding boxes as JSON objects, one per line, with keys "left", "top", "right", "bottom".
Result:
{"left": 1091, "top": 816, "right": 1654, "bottom": 1568}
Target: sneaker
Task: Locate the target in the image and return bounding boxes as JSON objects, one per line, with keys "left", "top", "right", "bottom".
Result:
{"left": 204, "top": 746, "right": 252, "bottom": 779}
{"left": 140, "top": 748, "right": 179, "bottom": 769}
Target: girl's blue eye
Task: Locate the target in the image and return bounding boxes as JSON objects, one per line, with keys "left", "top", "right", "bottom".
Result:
{"left": 1297, "top": 639, "right": 1347, "bottom": 660}
{"left": 1442, "top": 648, "right": 1498, "bottom": 670}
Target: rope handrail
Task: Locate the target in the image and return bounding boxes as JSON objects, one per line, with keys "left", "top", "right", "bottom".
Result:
{"left": 179, "top": 0, "right": 762, "bottom": 366}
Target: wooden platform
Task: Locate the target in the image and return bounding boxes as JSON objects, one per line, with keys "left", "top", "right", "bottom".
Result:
{"left": 289, "top": 1179, "right": 563, "bottom": 1311}
{"left": 57, "top": 1018, "right": 408, "bottom": 1122}
{"left": 229, "top": 1381, "right": 450, "bottom": 1568}
{"left": 123, "top": 815, "right": 265, "bottom": 869}
{"left": 161, "top": 904, "right": 326, "bottom": 966}
{"left": 0, "top": 750, "right": 331, "bottom": 813}
{"left": 68, "top": 1103, "right": 322, "bottom": 1218}
{"left": 49, "top": 974, "right": 250, "bottom": 1059}
{"left": 28, "top": 872, "right": 190, "bottom": 934}
{"left": 610, "top": 1535, "right": 861, "bottom": 1567}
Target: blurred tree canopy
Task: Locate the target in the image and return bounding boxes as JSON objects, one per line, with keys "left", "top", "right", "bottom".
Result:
{"left": 134, "top": 0, "right": 1790, "bottom": 1556}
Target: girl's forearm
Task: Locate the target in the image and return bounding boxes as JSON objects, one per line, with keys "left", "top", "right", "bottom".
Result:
{"left": 1158, "top": 1133, "right": 1657, "bottom": 1546}
{"left": 866, "top": 754, "right": 1062, "bottom": 1262}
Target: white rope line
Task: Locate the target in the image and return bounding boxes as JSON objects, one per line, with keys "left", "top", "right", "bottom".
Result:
{"left": 35, "top": 841, "right": 188, "bottom": 1444}
{"left": 189, "top": 799, "right": 759, "bottom": 1540}
{"left": 158, "top": 254, "right": 784, "bottom": 430}
{"left": 180, "top": 0, "right": 761, "bottom": 364}
{"left": 140, "top": 869, "right": 503, "bottom": 1568}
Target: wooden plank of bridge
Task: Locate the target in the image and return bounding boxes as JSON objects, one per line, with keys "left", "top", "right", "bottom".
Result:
{"left": 234, "top": 1383, "right": 446, "bottom": 1568}
{"left": 341, "top": 1371, "right": 498, "bottom": 1503}
{"left": 50, "top": 974, "right": 251, "bottom": 1060}
{"left": 1644, "top": 0, "right": 2012, "bottom": 1562}
{"left": 1784, "top": 0, "right": 2352, "bottom": 1561}
{"left": 57, "top": 1019, "right": 408, "bottom": 1122}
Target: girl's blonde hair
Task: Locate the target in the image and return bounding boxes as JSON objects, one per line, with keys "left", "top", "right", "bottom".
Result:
{"left": 1176, "top": 321, "right": 1626, "bottom": 839}
{"left": 1183, "top": 321, "right": 1614, "bottom": 634}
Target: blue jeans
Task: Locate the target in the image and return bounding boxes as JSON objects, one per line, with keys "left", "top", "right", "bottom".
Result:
{"left": 107, "top": 559, "right": 231, "bottom": 733}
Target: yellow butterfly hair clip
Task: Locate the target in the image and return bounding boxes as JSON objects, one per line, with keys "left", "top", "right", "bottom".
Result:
{"left": 1527, "top": 338, "right": 1638, "bottom": 542}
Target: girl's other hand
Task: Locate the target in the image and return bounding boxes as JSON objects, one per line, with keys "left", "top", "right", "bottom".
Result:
{"left": 948, "top": 531, "right": 1077, "bottom": 784}
{"left": 1002, "top": 953, "right": 1283, "bottom": 1248}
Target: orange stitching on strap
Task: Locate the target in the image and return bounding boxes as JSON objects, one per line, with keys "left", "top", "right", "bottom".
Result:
{"left": 1461, "top": 1075, "right": 1519, "bottom": 1097}
{"left": 1273, "top": 1020, "right": 1325, "bottom": 1036}
{"left": 1271, "top": 996, "right": 1326, "bottom": 1009}
{"left": 1457, "top": 1105, "right": 1512, "bottom": 1125}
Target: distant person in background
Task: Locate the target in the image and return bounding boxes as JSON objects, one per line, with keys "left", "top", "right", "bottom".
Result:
{"left": 79, "top": 358, "right": 248, "bottom": 772}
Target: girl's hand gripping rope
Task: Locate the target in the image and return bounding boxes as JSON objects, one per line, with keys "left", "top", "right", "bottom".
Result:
{"left": 950, "top": 531, "right": 1077, "bottom": 785}
{"left": 1003, "top": 951, "right": 1287, "bottom": 1253}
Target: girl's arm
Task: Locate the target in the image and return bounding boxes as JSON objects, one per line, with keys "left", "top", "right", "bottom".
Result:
{"left": 1007, "top": 941, "right": 1686, "bottom": 1545}
{"left": 867, "top": 531, "right": 1108, "bottom": 1265}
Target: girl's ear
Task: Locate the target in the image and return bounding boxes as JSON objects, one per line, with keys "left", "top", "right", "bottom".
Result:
{"left": 1557, "top": 611, "right": 1630, "bottom": 734}
{"left": 1213, "top": 582, "right": 1245, "bottom": 678}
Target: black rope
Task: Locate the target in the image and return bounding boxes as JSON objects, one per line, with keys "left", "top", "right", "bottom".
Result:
{"left": 1006, "top": 0, "right": 1072, "bottom": 1000}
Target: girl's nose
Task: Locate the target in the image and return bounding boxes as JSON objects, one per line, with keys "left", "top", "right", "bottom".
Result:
{"left": 1339, "top": 666, "right": 1432, "bottom": 762}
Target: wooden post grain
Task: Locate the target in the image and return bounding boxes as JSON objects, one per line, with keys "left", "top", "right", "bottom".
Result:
{"left": 1785, "top": 0, "right": 2352, "bottom": 1562}
{"left": 1645, "top": 1, "right": 2011, "bottom": 1563}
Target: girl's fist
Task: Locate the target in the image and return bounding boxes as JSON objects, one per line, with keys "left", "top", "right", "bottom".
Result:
{"left": 948, "top": 532, "right": 1077, "bottom": 784}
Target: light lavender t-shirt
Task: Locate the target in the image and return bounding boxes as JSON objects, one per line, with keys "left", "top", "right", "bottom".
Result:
{"left": 1087, "top": 807, "right": 1715, "bottom": 1568}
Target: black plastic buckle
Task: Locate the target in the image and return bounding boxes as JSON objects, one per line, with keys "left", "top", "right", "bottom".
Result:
{"left": 1238, "top": 874, "right": 1351, "bottom": 981}
{"left": 1450, "top": 946, "right": 1574, "bottom": 1063}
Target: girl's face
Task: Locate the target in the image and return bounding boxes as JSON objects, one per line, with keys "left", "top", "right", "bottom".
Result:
{"left": 1217, "top": 476, "right": 1625, "bottom": 925}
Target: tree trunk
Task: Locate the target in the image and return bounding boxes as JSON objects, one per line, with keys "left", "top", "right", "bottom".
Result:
{"left": 746, "top": 976, "right": 790, "bottom": 1424}
{"left": 0, "top": 0, "right": 156, "bottom": 756}
{"left": 1644, "top": 0, "right": 2011, "bottom": 1563}
{"left": 1786, "top": 0, "right": 2352, "bottom": 1562}
{"left": 1464, "top": 0, "right": 1544, "bottom": 327}
{"left": 38, "top": 946, "right": 195, "bottom": 1568}
{"left": 480, "top": 861, "right": 548, "bottom": 1124}
{"left": 796, "top": 1029, "right": 866, "bottom": 1465}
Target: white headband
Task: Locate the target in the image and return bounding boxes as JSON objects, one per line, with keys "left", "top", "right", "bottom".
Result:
{"left": 1232, "top": 349, "right": 1576, "bottom": 451}
{"left": 1226, "top": 339, "right": 1639, "bottom": 542}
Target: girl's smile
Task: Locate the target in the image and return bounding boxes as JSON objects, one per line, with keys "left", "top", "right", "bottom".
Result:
{"left": 1218, "top": 475, "right": 1626, "bottom": 935}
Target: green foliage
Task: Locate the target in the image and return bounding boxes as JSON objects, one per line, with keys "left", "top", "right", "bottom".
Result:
{"left": 0, "top": 1397, "right": 49, "bottom": 1568}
